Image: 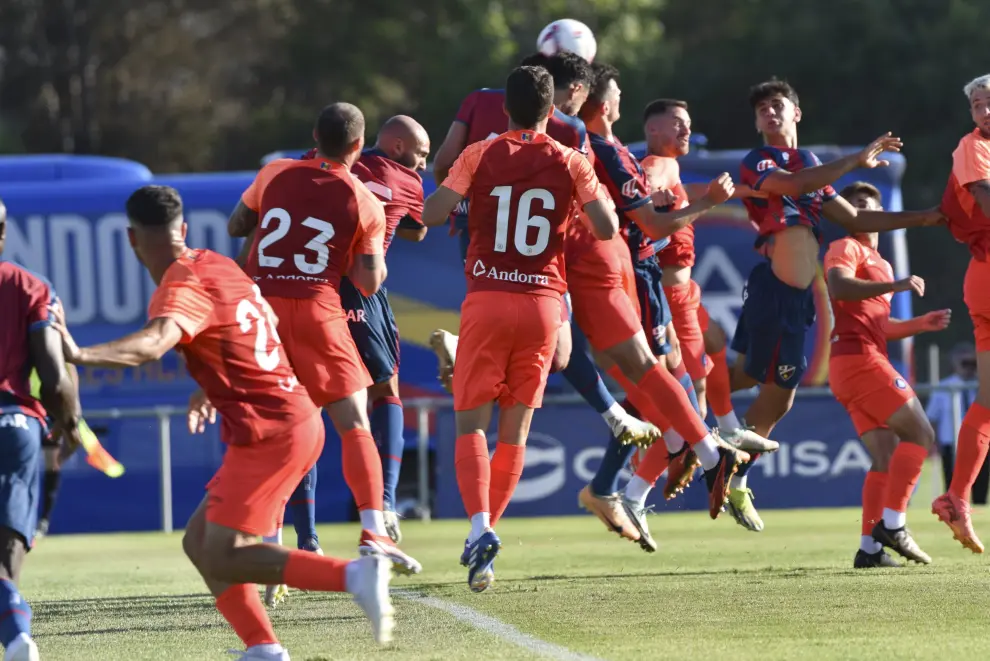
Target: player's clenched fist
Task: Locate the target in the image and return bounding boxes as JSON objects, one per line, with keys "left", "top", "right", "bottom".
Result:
{"left": 893, "top": 274, "right": 925, "bottom": 297}
{"left": 705, "top": 173, "right": 734, "bottom": 205}
{"left": 651, "top": 188, "right": 677, "bottom": 208}
{"left": 919, "top": 308, "right": 951, "bottom": 332}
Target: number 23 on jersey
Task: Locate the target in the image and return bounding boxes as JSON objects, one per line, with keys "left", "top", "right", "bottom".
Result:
{"left": 256, "top": 207, "right": 336, "bottom": 275}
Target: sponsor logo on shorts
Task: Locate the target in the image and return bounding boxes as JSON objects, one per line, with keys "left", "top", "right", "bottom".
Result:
{"left": 894, "top": 377, "right": 908, "bottom": 390}
{"left": 471, "top": 260, "right": 549, "bottom": 286}
{"left": 345, "top": 309, "right": 367, "bottom": 323}
{"left": 0, "top": 414, "right": 29, "bottom": 430}
{"left": 652, "top": 324, "right": 667, "bottom": 344}
{"left": 778, "top": 365, "right": 797, "bottom": 382}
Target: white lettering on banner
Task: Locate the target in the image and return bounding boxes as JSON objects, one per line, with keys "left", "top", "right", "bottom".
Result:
{"left": 50, "top": 215, "right": 97, "bottom": 323}
{"left": 693, "top": 245, "right": 745, "bottom": 340}
{"left": 7, "top": 210, "right": 240, "bottom": 325}
{"left": 752, "top": 439, "right": 870, "bottom": 478}
{"left": 96, "top": 214, "right": 143, "bottom": 323}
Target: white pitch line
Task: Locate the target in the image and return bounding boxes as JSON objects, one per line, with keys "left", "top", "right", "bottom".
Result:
{"left": 394, "top": 589, "right": 606, "bottom": 661}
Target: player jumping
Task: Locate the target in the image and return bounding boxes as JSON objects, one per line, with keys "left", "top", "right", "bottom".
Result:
{"left": 421, "top": 65, "right": 619, "bottom": 592}
{"left": 0, "top": 197, "right": 85, "bottom": 661}
{"left": 728, "top": 79, "right": 943, "bottom": 532}
{"left": 55, "top": 186, "right": 396, "bottom": 658}
{"left": 933, "top": 73, "right": 990, "bottom": 553}
{"left": 826, "top": 182, "right": 948, "bottom": 568}
{"left": 430, "top": 53, "right": 656, "bottom": 448}
{"left": 228, "top": 104, "right": 421, "bottom": 578}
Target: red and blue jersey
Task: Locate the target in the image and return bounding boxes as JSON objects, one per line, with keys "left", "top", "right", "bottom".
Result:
{"left": 352, "top": 148, "right": 425, "bottom": 255}
{"left": 0, "top": 261, "right": 56, "bottom": 421}
{"left": 588, "top": 132, "right": 669, "bottom": 262}
{"left": 740, "top": 146, "right": 837, "bottom": 249}
{"left": 450, "top": 89, "right": 509, "bottom": 230}
{"left": 547, "top": 109, "right": 591, "bottom": 160}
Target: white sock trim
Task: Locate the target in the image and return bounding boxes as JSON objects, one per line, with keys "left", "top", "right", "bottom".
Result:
{"left": 860, "top": 535, "right": 882, "bottom": 554}
{"left": 664, "top": 429, "right": 686, "bottom": 454}
{"left": 360, "top": 510, "right": 387, "bottom": 536}
{"left": 624, "top": 475, "right": 652, "bottom": 508}
{"left": 882, "top": 508, "right": 907, "bottom": 530}
{"left": 694, "top": 435, "right": 720, "bottom": 470}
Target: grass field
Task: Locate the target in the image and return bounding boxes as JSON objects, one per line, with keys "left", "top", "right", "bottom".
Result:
{"left": 26, "top": 505, "right": 990, "bottom": 661}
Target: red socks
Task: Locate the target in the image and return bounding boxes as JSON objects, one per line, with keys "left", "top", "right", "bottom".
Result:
{"left": 950, "top": 402, "right": 990, "bottom": 501}
{"left": 885, "top": 443, "right": 928, "bottom": 512}
{"left": 861, "top": 471, "right": 888, "bottom": 535}
{"left": 455, "top": 433, "right": 490, "bottom": 517}
{"left": 707, "top": 348, "right": 734, "bottom": 417}
{"left": 634, "top": 444, "right": 670, "bottom": 486}
{"left": 489, "top": 442, "right": 526, "bottom": 526}
{"left": 634, "top": 364, "right": 708, "bottom": 445}
{"left": 341, "top": 428, "right": 384, "bottom": 512}
{"left": 283, "top": 549, "right": 349, "bottom": 592}
{"left": 215, "top": 584, "right": 278, "bottom": 648}
{"left": 607, "top": 367, "right": 670, "bottom": 430}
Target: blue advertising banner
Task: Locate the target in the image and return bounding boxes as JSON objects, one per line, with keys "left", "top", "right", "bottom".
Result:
{"left": 434, "top": 394, "right": 870, "bottom": 519}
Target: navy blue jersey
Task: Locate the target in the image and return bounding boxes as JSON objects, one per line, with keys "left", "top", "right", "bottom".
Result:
{"left": 740, "top": 146, "right": 838, "bottom": 249}
{"left": 588, "top": 133, "right": 669, "bottom": 262}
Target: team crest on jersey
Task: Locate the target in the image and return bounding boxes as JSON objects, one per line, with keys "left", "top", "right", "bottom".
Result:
{"left": 756, "top": 159, "right": 775, "bottom": 172}
{"left": 778, "top": 365, "right": 797, "bottom": 381}
{"left": 621, "top": 178, "right": 640, "bottom": 200}
{"left": 894, "top": 377, "right": 908, "bottom": 390}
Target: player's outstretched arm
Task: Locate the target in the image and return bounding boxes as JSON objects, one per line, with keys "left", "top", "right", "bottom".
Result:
{"left": 432, "top": 123, "right": 469, "bottom": 185}
{"left": 422, "top": 186, "right": 465, "bottom": 227}
{"left": 827, "top": 267, "right": 926, "bottom": 302}
{"left": 885, "top": 309, "right": 951, "bottom": 340}
{"left": 56, "top": 313, "right": 183, "bottom": 369}
{"left": 227, "top": 201, "right": 259, "bottom": 238}
{"left": 823, "top": 195, "right": 944, "bottom": 233}
{"left": 632, "top": 173, "right": 734, "bottom": 240}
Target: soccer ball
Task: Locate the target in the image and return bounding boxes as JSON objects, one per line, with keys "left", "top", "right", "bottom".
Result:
{"left": 536, "top": 19, "right": 597, "bottom": 63}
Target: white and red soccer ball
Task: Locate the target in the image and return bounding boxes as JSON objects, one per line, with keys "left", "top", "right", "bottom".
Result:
{"left": 537, "top": 19, "right": 597, "bottom": 63}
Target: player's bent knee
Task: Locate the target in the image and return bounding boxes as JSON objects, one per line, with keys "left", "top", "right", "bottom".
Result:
{"left": 0, "top": 527, "right": 27, "bottom": 582}
{"left": 703, "top": 323, "right": 727, "bottom": 354}
{"left": 367, "top": 378, "right": 399, "bottom": 404}
{"left": 604, "top": 334, "right": 655, "bottom": 383}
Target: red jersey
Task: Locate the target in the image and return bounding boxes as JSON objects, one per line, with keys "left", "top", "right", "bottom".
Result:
{"left": 641, "top": 155, "right": 693, "bottom": 269}
{"left": 455, "top": 89, "right": 509, "bottom": 145}
{"left": 442, "top": 130, "right": 606, "bottom": 299}
{"left": 148, "top": 250, "right": 317, "bottom": 444}
{"left": 0, "top": 262, "right": 55, "bottom": 421}
{"left": 241, "top": 157, "right": 386, "bottom": 307}
{"left": 942, "top": 129, "right": 990, "bottom": 260}
{"left": 351, "top": 149, "right": 425, "bottom": 254}
{"left": 824, "top": 237, "right": 893, "bottom": 357}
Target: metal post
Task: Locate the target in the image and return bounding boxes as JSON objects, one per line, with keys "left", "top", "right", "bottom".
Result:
{"left": 951, "top": 390, "right": 964, "bottom": 452}
{"left": 416, "top": 405, "right": 432, "bottom": 522}
{"left": 158, "top": 412, "right": 173, "bottom": 534}
{"left": 928, "top": 344, "right": 940, "bottom": 385}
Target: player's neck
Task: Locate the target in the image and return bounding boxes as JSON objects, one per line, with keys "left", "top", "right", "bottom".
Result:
{"left": 316, "top": 151, "right": 352, "bottom": 168}
{"left": 146, "top": 244, "right": 189, "bottom": 284}
{"left": 764, "top": 132, "right": 798, "bottom": 149}
{"left": 585, "top": 117, "right": 610, "bottom": 139}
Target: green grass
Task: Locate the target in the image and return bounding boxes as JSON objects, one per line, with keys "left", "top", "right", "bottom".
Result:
{"left": 26, "top": 504, "right": 990, "bottom": 660}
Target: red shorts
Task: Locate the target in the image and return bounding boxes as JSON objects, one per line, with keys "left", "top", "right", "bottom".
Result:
{"left": 454, "top": 291, "right": 561, "bottom": 411}
{"left": 267, "top": 296, "right": 373, "bottom": 406}
{"left": 829, "top": 353, "right": 915, "bottom": 436}
{"left": 699, "top": 302, "right": 710, "bottom": 333}
{"left": 567, "top": 238, "right": 642, "bottom": 351}
{"left": 965, "top": 257, "right": 990, "bottom": 352}
{"left": 206, "top": 411, "right": 324, "bottom": 536}
{"left": 664, "top": 280, "right": 712, "bottom": 381}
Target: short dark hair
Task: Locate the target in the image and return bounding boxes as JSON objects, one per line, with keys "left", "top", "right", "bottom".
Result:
{"left": 126, "top": 185, "right": 183, "bottom": 227}
{"left": 587, "top": 62, "right": 619, "bottom": 107}
{"left": 519, "top": 51, "right": 593, "bottom": 91}
{"left": 316, "top": 103, "right": 365, "bottom": 157}
{"left": 748, "top": 78, "right": 799, "bottom": 109}
{"left": 504, "top": 66, "right": 554, "bottom": 128}
{"left": 839, "top": 181, "right": 882, "bottom": 204}
{"left": 643, "top": 98, "right": 688, "bottom": 122}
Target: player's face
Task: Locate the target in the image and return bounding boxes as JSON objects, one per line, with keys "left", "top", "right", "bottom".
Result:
{"left": 970, "top": 89, "right": 990, "bottom": 136}
{"left": 755, "top": 95, "right": 800, "bottom": 138}
{"left": 846, "top": 192, "right": 881, "bottom": 244}
{"left": 604, "top": 79, "right": 621, "bottom": 124}
{"left": 646, "top": 107, "right": 691, "bottom": 157}
{"left": 398, "top": 136, "right": 431, "bottom": 171}
{"left": 559, "top": 83, "right": 590, "bottom": 116}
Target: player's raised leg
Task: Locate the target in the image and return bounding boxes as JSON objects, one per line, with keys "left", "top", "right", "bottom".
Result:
{"left": 701, "top": 309, "right": 743, "bottom": 431}
{"left": 370, "top": 377, "right": 407, "bottom": 543}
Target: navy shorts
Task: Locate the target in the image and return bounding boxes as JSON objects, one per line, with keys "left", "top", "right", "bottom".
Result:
{"left": 730, "top": 261, "right": 815, "bottom": 389}
{"left": 633, "top": 257, "right": 672, "bottom": 356}
{"left": 340, "top": 278, "right": 400, "bottom": 385}
{"left": 0, "top": 412, "right": 42, "bottom": 548}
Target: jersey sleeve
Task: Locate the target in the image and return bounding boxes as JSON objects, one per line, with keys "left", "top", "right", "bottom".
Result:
{"left": 241, "top": 159, "right": 291, "bottom": 211}
{"left": 566, "top": 150, "right": 608, "bottom": 206}
{"left": 805, "top": 150, "right": 838, "bottom": 202}
{"left": 454, "top": 91, "right": 479, "bottom": 125}
{"left": 147, "top": 268, "right": 213, "bottom": 344}
{"left": 353, "top": 185, "right": 387, "bottom": 255}
{"left": 823, "top": 238, "right": 863, "bottom": 273}
{"left": 401, "top": 176, "right": 425, "bottom": 226}
{"left": 953, "top": 135, "right": 990, "bottom": 186}
{"left": 598, "top": 145, "right": 651, "bottom": 211}
{"left": 441, "top": 141, "right": 487, "bottom": 196}
{"left": 24, "top": 276, "right": 56, "bottom": 332}
{"left": 740, "top": 148, "right": 784, "bottom": 190}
